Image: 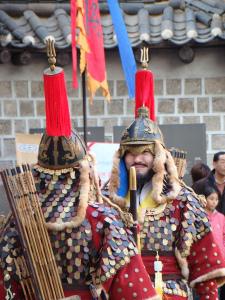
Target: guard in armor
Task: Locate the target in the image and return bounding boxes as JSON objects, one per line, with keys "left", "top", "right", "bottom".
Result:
{"left": 0, "top": 41, "right": 159, "bottom": 300}
{"left": 109, "top": 48, "right": 225, "bottom": 300}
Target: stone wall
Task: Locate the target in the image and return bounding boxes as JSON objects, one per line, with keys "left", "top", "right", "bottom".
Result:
{"left": 0, "top": 46, "right": 225, "bottom": 171}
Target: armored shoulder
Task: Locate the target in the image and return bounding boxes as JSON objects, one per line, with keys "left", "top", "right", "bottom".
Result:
{"left": 176, "top": 187, "right": 211, "bottom": 256}
{"left": 87, "top": 203, "right": 138, "bottom": 285}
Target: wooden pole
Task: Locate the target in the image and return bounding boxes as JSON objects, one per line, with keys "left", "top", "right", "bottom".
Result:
{"left": 129, "top": 166, "right": 141, "bottom": 253}
{"left": 82, "top": 70, "right": 87, "bottom": 145}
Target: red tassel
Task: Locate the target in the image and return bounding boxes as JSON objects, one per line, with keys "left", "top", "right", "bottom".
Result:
{"left": 44, "top": 70, "right": 71, "bottom": 137}
{"left": 135, "top": 69, "right": 156, "bottom": 121}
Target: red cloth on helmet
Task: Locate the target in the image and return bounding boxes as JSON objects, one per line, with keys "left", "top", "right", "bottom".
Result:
{"left": 135, "top": 69, "right": 155, "bottom": 121}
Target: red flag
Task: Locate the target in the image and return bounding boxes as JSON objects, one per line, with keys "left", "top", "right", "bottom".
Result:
{"left": 70, "top": 0, "right": 110, "bottom": 101}
{"left": 85, "top": 0, "right": 110, "bottom": 101}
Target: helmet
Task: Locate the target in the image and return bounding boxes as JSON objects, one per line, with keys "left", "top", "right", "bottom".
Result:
{"left": 38, "top": 129, "right": 87, "bottom": 170}
{"left": 120, "top": 106, "right": 164, "bottom": 146}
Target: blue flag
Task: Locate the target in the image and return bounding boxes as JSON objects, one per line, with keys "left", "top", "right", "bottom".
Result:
{"left": 107, "top": 0, "right": 137, "bottom": 98}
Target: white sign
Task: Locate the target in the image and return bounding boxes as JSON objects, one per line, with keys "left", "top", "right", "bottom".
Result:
{"left": 87, "top": 142, "right": 119, "bottom": 185}
{"left": 15, "top": 133, "right": 42, "bottom": 165}
{"left": 17, "top": 143, "right": 39, "bottom": 153}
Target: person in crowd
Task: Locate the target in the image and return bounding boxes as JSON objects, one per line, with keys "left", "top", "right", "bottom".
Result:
{"left": 193, "top": 152, "right": 225, "bottom": 299}
{"left": 109, "top": 49, "right": 225, "bottom": 300}
{"left": 203, "top": 186, "right": 225, "bottom": 260}
{"left": 193, "top": 152, "right": 225, "bottom": 215}
{"left": 190, "top": 162, "right": 210, "bottom": 186}
{"left": 194, "top": 186, "right": 225, "bottom": 300}
{"left": 0, "top": 41, "right": 159, "bottom": 300}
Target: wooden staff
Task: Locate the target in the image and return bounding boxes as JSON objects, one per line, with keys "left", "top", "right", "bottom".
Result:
{"left": 22, "top": 164, "right": 64, "bottom": 297}
{"left": 1, "top": 165, "right": 64, "bottom": 300}
{"left": 17, "top": 165, "right": 63, "bottom": 299}
{"left": 20, "top": 168, "right": 56, "bottom": 299}
{"left": 16, "top": 171, "right": 53, "bottom": 299}
{"left": 129, "top": 166, "right": 141, "bottom": 253}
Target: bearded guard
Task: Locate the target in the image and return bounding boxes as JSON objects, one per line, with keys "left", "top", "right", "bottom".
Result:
{"left": 109, "top": 47, "right": 225, "bottom": 300}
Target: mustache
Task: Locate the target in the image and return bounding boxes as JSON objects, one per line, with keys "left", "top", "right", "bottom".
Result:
{"left": 132, "top": 163, "right": 148, "bottom": 167}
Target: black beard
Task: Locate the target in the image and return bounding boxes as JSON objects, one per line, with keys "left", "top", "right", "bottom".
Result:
{"left": 136, "top": 169, "right": 154, "bottom": 191}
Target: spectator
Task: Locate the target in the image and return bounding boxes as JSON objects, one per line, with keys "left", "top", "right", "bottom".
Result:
{"left": 192, "top": 151, "right": 225, "bottom": 215}
{"left": 193, "top": 152, "right": 225, "bottom": 299}
{"left": 203, "top": 186, "right": 225, "bottom": 259}
{"left": 194, "top": 186, "right": 225, "bottom": 300}
{"left": 190, "top": 162, "right": 210, "bottom": 186}
{"left": 205, "top": 186, "right": 225, "bottom": 300}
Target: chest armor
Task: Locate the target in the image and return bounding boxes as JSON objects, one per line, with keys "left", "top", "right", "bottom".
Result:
{"left": 140, "top": 188, "right": 211, "bottom": 256}
{"left": 141, "top": 201, "right": 178, "bottom": 252}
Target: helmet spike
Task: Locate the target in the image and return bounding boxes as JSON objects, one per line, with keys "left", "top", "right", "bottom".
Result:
{"left": 46, "top": 39, "right": 56, "bottom": 71}
{"left": 140, "top": 46, "right": 149, "bottom": 70}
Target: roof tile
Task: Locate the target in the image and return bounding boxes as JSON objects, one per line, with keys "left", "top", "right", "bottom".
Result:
{"left": 0, "top": 1, "right": 224, "bottom": 50}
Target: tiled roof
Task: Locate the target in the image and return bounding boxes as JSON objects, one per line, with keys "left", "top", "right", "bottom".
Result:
{"left": 0, "top": 1, "right": 225, "bottom": 50}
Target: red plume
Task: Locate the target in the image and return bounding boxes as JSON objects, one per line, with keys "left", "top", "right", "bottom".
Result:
{"left": 135, "top": 69, "right": 155, "bottom": 121}
{"left": 44, "top": 69, "right": 71, "bottom": 137}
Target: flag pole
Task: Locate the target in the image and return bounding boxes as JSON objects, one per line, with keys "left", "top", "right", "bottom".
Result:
{"left": 82, "top": 70, "right": 87, "bottom": 146}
